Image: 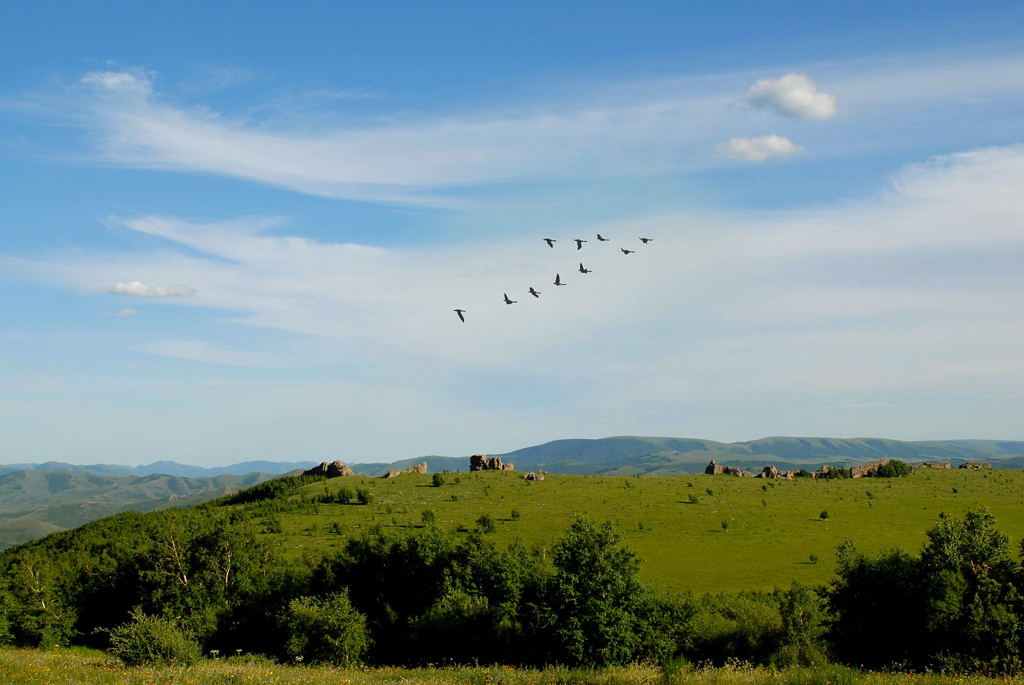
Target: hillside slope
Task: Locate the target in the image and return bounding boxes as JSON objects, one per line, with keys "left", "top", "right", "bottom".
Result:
{"left": 0, "top": 470, "right": 276, "bottom": 548}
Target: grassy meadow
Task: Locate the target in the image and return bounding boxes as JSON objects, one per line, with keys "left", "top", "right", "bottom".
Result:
{"left": 261, "top": 467, "right": 1024, "bottom": 595}
{"left": 2, "top": 647, "right": 1020, "bottom": 685}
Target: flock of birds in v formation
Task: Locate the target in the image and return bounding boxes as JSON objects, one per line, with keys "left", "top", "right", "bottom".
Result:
{"left": 452, "top": 234, "right": 654, "bottom": 322}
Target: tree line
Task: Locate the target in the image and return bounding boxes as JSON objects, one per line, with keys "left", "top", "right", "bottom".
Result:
{"left": 0, "top": 475, "right": 1021, "bottom": 674}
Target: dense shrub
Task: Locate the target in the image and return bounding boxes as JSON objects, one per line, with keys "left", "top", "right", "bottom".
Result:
{"left": 280, "top": 591, "right": 369, "bottom": 666}
{"left": 872, "top": 460, "right": 912, "bottom": 478}
{"left": 107, "top": 610, "right": 201, "bottom": 666}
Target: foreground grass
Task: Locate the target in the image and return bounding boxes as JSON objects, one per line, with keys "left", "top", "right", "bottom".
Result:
{"left": 3, "top": 648, "right": 1020, "bottom": 685}
{"left": 263, "top": 468, "right": 1024, "bottom": 595}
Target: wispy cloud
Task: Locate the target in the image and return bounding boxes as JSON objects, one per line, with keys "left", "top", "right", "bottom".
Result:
{"left": 744, "top": 73, "right": 838, "bottom": 120}
{"left": 17, "top": 143, "right": 1024, "bottom": 397}
{"left": 144, "top": 340, "right": 281, "bottom": 367}
{"left": 4, "top": 51, "right": 1013, "bottom": 208}
{"left": 102, "top": 280, "right": 196, "bottom": 297}
{"left": 104, "top": 308, "right": 140, "bottom": 317}
{"left": 715, "top": 134, "right": 802, "bottom": 161}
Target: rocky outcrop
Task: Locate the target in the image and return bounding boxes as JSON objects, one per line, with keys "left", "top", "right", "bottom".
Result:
{"left": 704, "top": 460, "right": 753, "bottom": 477}
{"left": 303, "top": 460, "right": 354, "bottom": 478}
{"left": 382, "top": 461, "right": 429, "bottom": 478}
{"left": 919, "top": 462, "right": 951, "bottom": 469}
{"left": 522, "top": 471, "right": 545, "bottom": 481}
{"left": 960, "top": 461, "right": 992, "bottom": 470}
{"left": 470, "top": 454, "right": 515, "bottom": 472}
{"left": 850, "top": 459, "right": 892, "bottom": 478}
{"left": 756, "top": 464, "right": 794, "bottom": 479}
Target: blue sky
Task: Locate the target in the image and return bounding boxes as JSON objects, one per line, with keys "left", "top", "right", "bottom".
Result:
{"left": 2, "top": 2, "right": 1023, "bottom": 465}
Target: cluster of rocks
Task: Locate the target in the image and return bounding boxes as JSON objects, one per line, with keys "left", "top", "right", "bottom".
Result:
{"left": 850, "top": 459, "right": 893, "bottom": 478}
{"left": 470, "top": 454, "right": 515, "bottom": 472}
{"left": 382, "top": 461, "right": 428, "bottom": 479}
{"left": 705, "top": 459, "right": 895, "bottom": 479}
{"left": 521, "top": 471, "right": 545, "bottom": 481}
{"left": 303, "top": 460, "right": 354, "bottom": 478}
{"left": 705, "top": 460, "right": 797, "bottom": 479}
{"left": 959, "top": 461, "right": 992, "bottom": 470}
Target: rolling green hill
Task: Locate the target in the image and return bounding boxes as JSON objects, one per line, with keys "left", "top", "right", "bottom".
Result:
{"left": 0, "top": 470, "right": 277, "bottom": 549}
{"left": 250, "top": 467, "right": 1024, "bottom": 595}
{"left": 10, "top": 466, "right": 1024, "bottom": 595}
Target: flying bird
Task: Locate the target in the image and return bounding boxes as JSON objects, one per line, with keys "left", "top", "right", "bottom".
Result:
{"left": 503, "top": 293, "right": 517, "bottom": 304}
{"left": 574, "top": 239, "right": 587, "bottom": 250}
{"left": 578, "top": 262, "right": 592, "bottom": 274}
{"left": 639, "top": 237, "right": 653, "bottom": 244}
{"left": 453, "top": 309, "right": 466, "bottom": 323}
{"left": 543, "top": 238, "right": 556, "bottom": 248}
{"left": 554, "top": 273, "right": 566, "bottom": 286}
{"left": 596, "top": 234, "right": 609, "bottom": 241}
{"left": 621, "top": 248, "right": 635, "bottom": 255}
{"left": 528, "top": 287, "right": 541, "bottom": 298}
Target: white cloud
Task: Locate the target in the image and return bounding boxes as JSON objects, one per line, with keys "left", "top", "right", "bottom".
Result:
{"left": 104, "top": 308, "right": 140, "bottom": 317}
{"left": 716, "top": 134, "right": 802, "bottom": 161}
{"left": 103, "top": 280, "right": 196, "bottom": 298}
{"left": 744, "top": 73, "right": 838, "bottom": 120}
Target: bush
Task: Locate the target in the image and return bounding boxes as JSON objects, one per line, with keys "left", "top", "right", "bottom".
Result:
{"left": 872, "top": 460, "right": 912, "bottom": 478}
{"left": 432, "top": 473, "right": 445, "bottom": 487}
{"left": 356, "top": 488, "right": 374, "bottom": 505}
{"left": 476, "top": 514, "right": 496, "bottom": 534}
{"left": 107, "top": 610, "right": 201, "bottom": 666}
{"left": 421, "top": 509, "right": 437, "bottom": 525}
{"left": 281, "top": 591, "right": 369, "bottom": 666}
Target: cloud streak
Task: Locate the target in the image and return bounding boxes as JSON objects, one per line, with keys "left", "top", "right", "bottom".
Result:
{"left": 103, "top": 280, "right": 196, "bottom": 297}
{"left": 716, "top": 134, "right": 802, "bottom": 161}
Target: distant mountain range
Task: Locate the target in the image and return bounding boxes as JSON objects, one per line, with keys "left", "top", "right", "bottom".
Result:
{"left": 3, "top": 435, "right": 1023, "bottom": 548}
{"left": 0, "top": 460, "right": 318, "bottom": 478}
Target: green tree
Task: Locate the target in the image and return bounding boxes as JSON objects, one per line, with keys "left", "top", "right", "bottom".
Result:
{"left": 547, "top": 517, "right": 647, "bottom": 666}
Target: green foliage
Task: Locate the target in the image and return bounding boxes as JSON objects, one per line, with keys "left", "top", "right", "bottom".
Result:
{"left": 3, "top": 551, "right": 77, "bottom": 647}
{"left": 281, "top": 591, "right": 369, "bottom": 666}
{"left": 421, "top": 509, "right": 437, "bottom": 525}
{"left": 819, "top": 510, "right": 829, "bottom": 520}
{"left": 547, "top": 517, "right": 649, "bottom": 667}
{"left": 356, "top": 488, "right": 374, "bottom": 505}
{"left": 476, "top": 514, "right": 496, "bottom": 534}
{"left": 872, "top": 460, "right": 913, "bottom": 478}
{"left": 830, "top": 508, "right": 1024, "bottom": 674}
{"left": 220, "top": 474, "right": 325, "bottom": 506}
{"left": 775, "top": 583, "right": 829, "bottom": 666}
{"left": 687, "top": 592, "right": 783, "bottom": 665}
{"left": 510, "top": 508, "right": 521, "bottom": 521}
{"left": 432, "top": 474, "right": 445, "bottom": 488}
{"left": 107, "top": 609, "right": 201, "bottom": 666}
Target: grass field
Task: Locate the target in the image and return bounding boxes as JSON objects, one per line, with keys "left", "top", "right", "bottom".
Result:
{"left": 1, "top": 647, "right": 1018, "bottom": 684}
{"left": 255, "top": 468, "right": 1024, "bottom": 595}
